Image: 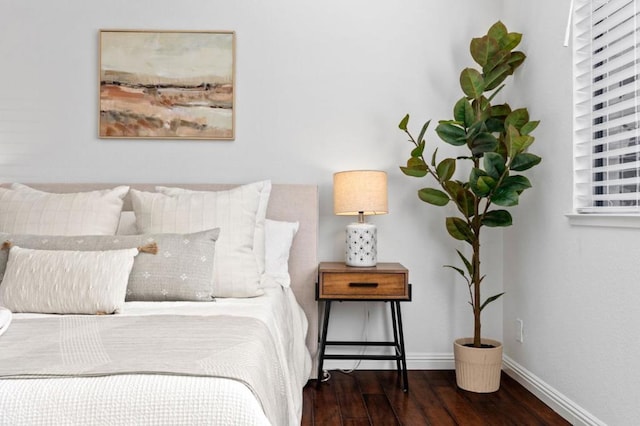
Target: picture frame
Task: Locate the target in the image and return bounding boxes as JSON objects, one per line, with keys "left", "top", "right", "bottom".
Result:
{"left": 99, "top": 30, "right": 235, "bottom": 140}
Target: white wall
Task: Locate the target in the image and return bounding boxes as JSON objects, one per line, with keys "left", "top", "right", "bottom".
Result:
{"left": 503, "top": 1, "right": 640, "bottom": 424}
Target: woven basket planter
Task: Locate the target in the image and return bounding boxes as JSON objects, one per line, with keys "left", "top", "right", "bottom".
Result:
{"left": 453, "top": 338, "right": 503, "bottom": 393}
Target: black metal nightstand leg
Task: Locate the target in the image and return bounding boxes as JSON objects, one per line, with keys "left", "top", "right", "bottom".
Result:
{"left": 390, "top": 302, "right": 401, "bottom": 374}
{"left": 317, "top": 300, "right": 332, "bottom": 387}
{"left": 394, "top": 301, "right": 409, "bottom": 392}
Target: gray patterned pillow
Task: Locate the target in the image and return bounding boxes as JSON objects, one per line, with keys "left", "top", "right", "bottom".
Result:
{"left": 0, "top": 229, "right": 220, "bottom": 302}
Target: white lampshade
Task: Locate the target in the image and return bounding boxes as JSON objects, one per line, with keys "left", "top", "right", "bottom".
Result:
{"left": 333, "top": 170, "right": 388, "bottom": 217}
{"left": 333, "top": 170, "right": 388, "bottom": 267}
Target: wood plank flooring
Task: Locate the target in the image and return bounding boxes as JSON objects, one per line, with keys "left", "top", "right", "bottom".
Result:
{"left": 302, "top": 370, "right": 570, "bottom": 425}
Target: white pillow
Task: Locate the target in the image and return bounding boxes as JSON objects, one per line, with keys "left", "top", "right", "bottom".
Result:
{"left": 131, "top": 181, "right": 271, "bottom": 297}
{"left": 156, "top": 183, "right": 271, "bottom": 275}
{"left": 262, "top": 219, "right": 299, "bottom": 288}
{"left": 0, "top": 246, "right": 138, "bottom": 314}
{"left": 0, "top": 184, "right": 129, "bottom": 235}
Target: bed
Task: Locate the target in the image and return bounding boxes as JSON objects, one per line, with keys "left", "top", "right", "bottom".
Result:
{"left": 0, "top": 182, "right": 318, "bottom": 426}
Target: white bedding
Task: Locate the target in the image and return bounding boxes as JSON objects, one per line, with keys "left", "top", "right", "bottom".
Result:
{"left": 0, "top": 286, "right": 312, "bottom": 426}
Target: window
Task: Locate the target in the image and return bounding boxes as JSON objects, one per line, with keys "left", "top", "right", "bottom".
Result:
{"left": 574, "top": 0, "right": 640, "bottom": 213}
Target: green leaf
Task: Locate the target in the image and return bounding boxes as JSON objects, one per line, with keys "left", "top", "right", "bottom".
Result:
{"left": 454, "top": 97, "right": 475, "bottom": 128}
{"left": 486, "top": 84, "right": 505, "bottom": 103}
{"left": 470, "top": 132, "right": 499, "bottom": 157}
{"left": 480, "top": 292, "right": 505, "bottom": 311}
{"left": 444, "top": 264, "right": 470, "bottom": 283}
{"left": 512, "top": 134, "right": 535, "bottom": 154}
{"left": 501, "top": 175, "right": 532, "bottom": 192}
{"left": 400, "top": 158, "right": 428, "bottom": 177}
{"left": 489, "top": 22, "right": 522, "bottom": 51}
{"left": 459, "top": 68, "right": 485, "bottom": 99}
{"left": 446, "top": 217, "right": 474, "bottom": 243}
{"left": 504, "top": 33, "right": 522, "bottom": 51}
{"left": 507, "top": 51, "right": 526, "bottom": 71}
{"left": 400, "top": 165, "right": 427, "bottom": 178}
{"left": 483, "top": 49, "right": 510, "bottom": 74}
{"left": 417, "top": 120, "right": 431, "bottom": 143}
{"left": 470, "top": 35, "right": 500, "bottom": 68}
{"left": 455, "top": 249, "right": 473, "bottom": 278}
{"left": 443, "top": 180, "right": 464, "bottom": 198}
{"left": 407, "top": 157, "right": 426, "bottom": 168}
{"left": 467, "top": 120, "right": 484, "bottom": 140}
{"left": 411, "top": 140, "right": 425, "bottom": 158}
{"left": 472, "top": 95, "right": 490, "bottom": 113}
{"left": 505, "top": 108, "right": 530, "bottom": 130}
{"left": 436, "top": 158, "right": 456, "bottom": 182}
{"left": 487, "top": 21, "right": 508, "bottom": 45}
{"left": 418, "top": 188, "right": 450, "bottom": 206}
{"left": 435, "top": 122, "right": 467, "bottom": 146}
{"left": 477, "top": 175, "right": 496, "bottom": 195}
{"left": 470, "top": 168, "right": 495, "bottom": 196}
{"left": 398, "top": 114, "right": 409, "bottom": 131}
{"left": 491, "top": 187, "right": 519, "bottom": 206}
{"left": 485, "top": 118, "right": 504, "bottom": 133}
{"left": 482, "top": 210, "right": 513, "bottom": 227}
{"left": 496, "top": 138, "right": 509, "bottom": 158}
{"left": 520, "top": 120, "right": 540, "bottom": 135}
{"left": 484, "top": 152, "right": 507, "bottom": 179}
{"left": 455, "top": 188, "right": 475, "bottom": 217}
{"left": 431, "top": 147, "right": 438, "bottom": 167}
{"left": 510, "top": 152, "right": 542, "bottom": 171}
{"left": 490, "top": 104, "right": 511, "bottom": 118}
{"left": 483, "top": 63, "right": 512, "bottom": 91}
{"left": 505, "top": 124, "right": 520, "bottom": 157}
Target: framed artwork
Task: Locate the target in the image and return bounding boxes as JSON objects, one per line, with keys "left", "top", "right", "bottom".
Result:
{"left": 99, "top": 30, "right": 235, "bottom": 140}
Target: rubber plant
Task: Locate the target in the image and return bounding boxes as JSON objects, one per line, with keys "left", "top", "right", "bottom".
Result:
{"left": 398, "top": 21, "right": 541, "bottom": 348}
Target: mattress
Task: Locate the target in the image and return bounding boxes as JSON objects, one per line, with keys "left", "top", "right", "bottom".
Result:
{"left": 0, "top": 286, "right": 312, "bottom": 426}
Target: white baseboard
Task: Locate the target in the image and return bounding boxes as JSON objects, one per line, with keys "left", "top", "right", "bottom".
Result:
{"left": 503, "top": 355, "right": 605, "bottom": 426}
{"left": 322, "top": 351, "right": 454, "bottom": 371}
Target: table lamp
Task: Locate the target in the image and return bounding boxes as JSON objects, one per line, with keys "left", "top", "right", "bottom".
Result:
{"left": 333, "top": 170, "right": 388, "bottom": 267}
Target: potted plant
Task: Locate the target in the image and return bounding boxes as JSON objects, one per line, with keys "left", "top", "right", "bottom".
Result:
{"left": 398, "top": 21, "right": 541, "bottom": 393}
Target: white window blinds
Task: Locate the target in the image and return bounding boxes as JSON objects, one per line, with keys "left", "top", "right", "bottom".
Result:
{"left": 574, "top": 0, "right": 640, "bottom": 213}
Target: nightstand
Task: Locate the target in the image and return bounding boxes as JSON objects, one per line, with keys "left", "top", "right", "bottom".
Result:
{"left": 316, "top": 261, "right": 411, "bottom": 391}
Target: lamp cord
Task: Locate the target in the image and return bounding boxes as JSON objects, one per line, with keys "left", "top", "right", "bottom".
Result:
{"left": 321, "top": 302, "right": 370, "bottom": 382}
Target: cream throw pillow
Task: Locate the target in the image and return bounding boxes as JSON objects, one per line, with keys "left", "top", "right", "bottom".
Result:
{"left": 131, "top": 180, "right": 271, "bottom": 297}
{"left": 0, "top": 184, "right": 129, "bottom": 235}
{"left": 0, "top": 246, "right": 138, "bottom": 314}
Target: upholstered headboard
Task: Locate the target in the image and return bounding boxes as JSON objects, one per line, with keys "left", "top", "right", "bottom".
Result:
{"left": 1, "top": 183, "right": 319, "bottom": 375}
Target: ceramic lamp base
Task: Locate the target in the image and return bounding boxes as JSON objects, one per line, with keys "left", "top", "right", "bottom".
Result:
{"left": 345, "top": 222, "right": 377, "bottom": 267}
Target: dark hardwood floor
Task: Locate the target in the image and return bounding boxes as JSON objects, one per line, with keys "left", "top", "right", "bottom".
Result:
{"left": 302, "top": 370, "right": 570, "bottom": 426}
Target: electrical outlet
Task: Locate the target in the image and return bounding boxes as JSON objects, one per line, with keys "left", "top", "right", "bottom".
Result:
{"left": 515, "top": 318, "right": 524, "bottom": 343}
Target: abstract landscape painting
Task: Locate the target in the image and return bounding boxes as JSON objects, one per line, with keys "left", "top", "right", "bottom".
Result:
{"left": 99, "top": 30, "right": 234, "bottom": 140}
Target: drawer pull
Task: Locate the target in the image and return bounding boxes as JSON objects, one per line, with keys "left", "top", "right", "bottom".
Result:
{"left": 349, "top": 282, "right": 378, "bottom": 288}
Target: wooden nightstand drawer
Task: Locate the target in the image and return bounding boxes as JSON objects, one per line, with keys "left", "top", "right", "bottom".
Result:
{"left": 317, "top": 262, "right": 410, "bottom": 300}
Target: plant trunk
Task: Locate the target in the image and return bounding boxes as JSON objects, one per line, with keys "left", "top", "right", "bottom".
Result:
{"left": 472, "top": 159, "right": 482, "bottom": 348}
{"left": 472, "top": 229, "right": 481, "bottom": 347}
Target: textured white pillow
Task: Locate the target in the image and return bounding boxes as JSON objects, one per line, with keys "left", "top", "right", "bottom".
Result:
{"left": 131, "top": 181, "right": 271, "bottom": 297}
{"left": 156, "top": 182, "right": 271, "bottom": 275}
{"left": 0, "top": 246, "right": 138, "bottom": 314}
{"left": 263, "top": 219, "right": 299, "bottom": 288}
{"left": 0, "top": 184, "right": 129, "bottom": 235}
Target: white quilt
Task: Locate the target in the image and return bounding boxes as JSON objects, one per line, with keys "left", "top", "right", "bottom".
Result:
{"left": 0, "top": 287, "right": 311, "bottom": 426}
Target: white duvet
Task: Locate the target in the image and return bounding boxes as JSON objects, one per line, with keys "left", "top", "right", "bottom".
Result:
{"left": 0, "top": 286, "right": 312, "bottom": 426}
